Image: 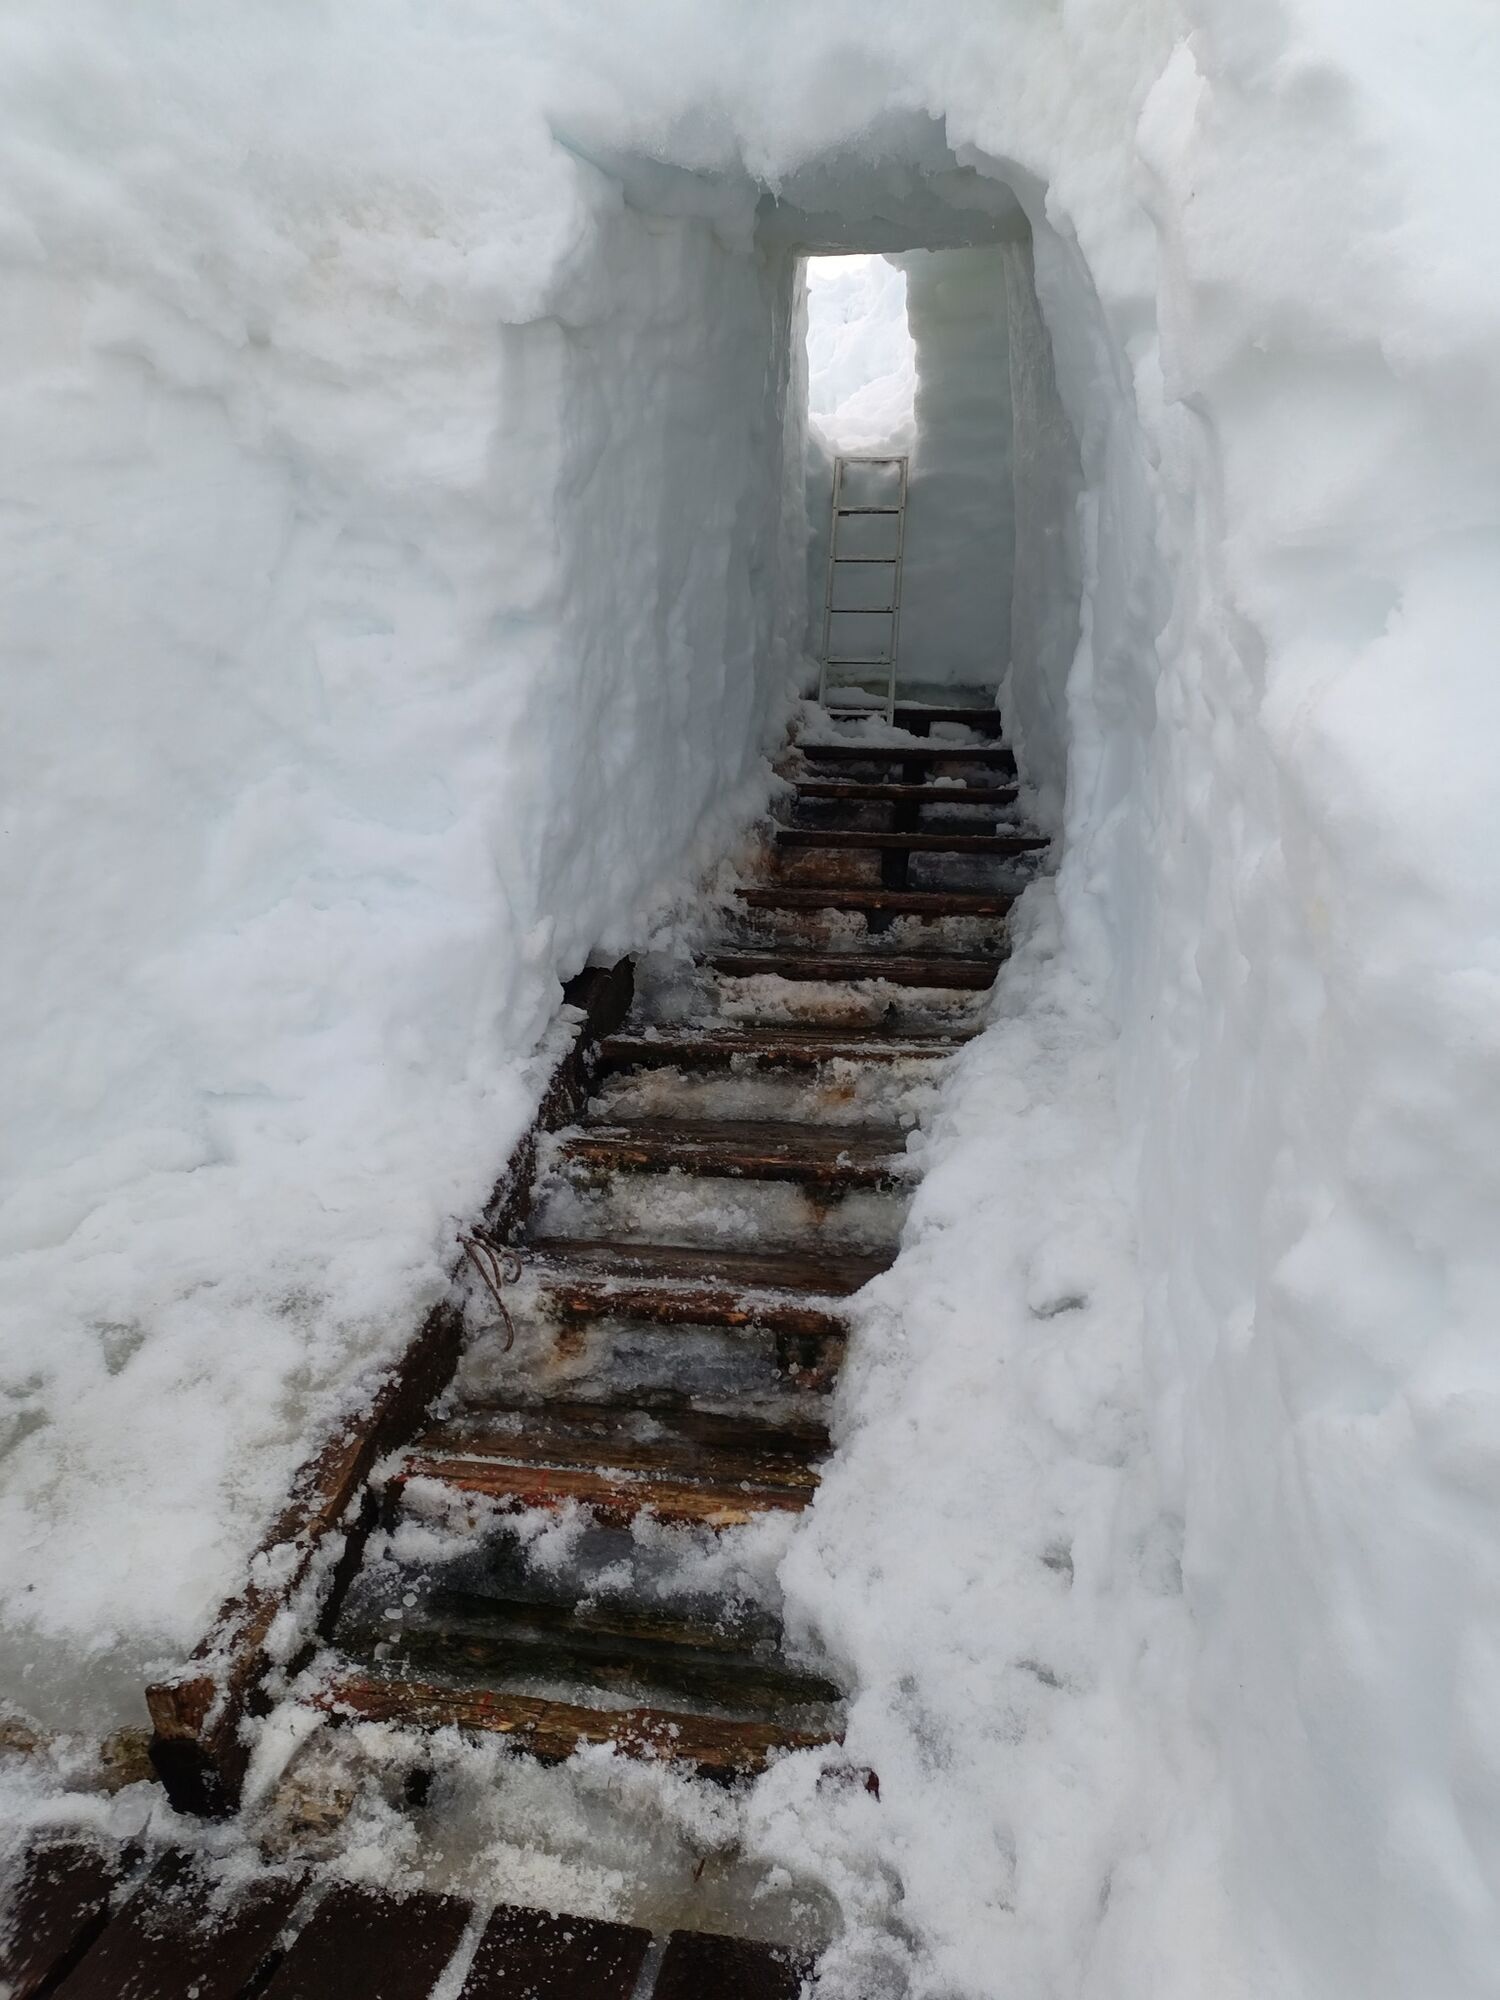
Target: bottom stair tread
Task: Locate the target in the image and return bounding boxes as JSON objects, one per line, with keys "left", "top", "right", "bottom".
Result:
{"left": 310, "top": 1673, "right": 835, "bottom": 1776}
{"left": 526, "top": 1236, "right": 890, "bottom": 1299}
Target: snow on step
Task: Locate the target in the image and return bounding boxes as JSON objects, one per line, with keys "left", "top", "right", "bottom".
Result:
{"left": 599, "top": 1023, "right": 973, "bottom": 1069}
{"left": 525, "top": 1235, "right": 886, "bottom": 1334}
{"left": 710, "top": 946, "right": 1002, "bottom": 989}
{"left": 556, "top": 1115, "right": 912, "bottom": 1188}
{"left": 310, "top": 1676, "right": 833, "bottom": 1778}
{"left": 775, "top": 826, "right": 1045, "bottom": 856}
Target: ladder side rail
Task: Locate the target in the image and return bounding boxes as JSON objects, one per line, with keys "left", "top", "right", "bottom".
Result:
{"left": 883, "top": 455, "right": 910, "bottom": 724}
{"left": 818, "top": 456, "right": 846, "bottom": 711}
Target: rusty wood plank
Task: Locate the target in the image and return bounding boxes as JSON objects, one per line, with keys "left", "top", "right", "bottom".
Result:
{"left": 544, "top": 1279, "right": 851, "bottom": 1341}
{"left": 526, "top": 1237, "right": 889, "bottom": 1300}
{"left": 791, "top": 740, "right": 1015, "bottom": 768}
{"left": 444, "top": 1398, "right": 829, "bottom": 1457}
{"left": 258, "top": 1883, "right": 469, "bottom": 2000}
{"left": 406, "top": 1410, "right": 823, "bottom": 1490}
{"left": 738, "top": 885, "right": 1013, "bottom": 918}
{"left": 311, "top": 1675, "right": 834, "bottom": 1776}
{"left": 395, "top": 1454, "right": 812, "bottom": 1529}
{"left": 0, "top": 1841, "right": 124, "bottom": 2000}
{"left": 458, "top": 1903, "right": 651, "bottom": 2000}
{"left": 655, "top": 1931, "right": 813, "bottom": 2000}
{"left": 710, "top": 949, "right": 1000, "bottom": 989}
{"left": 776, "top": 827, "right": 1045, "bottom": 856}
{"left": 339, "top": 1597, "right": 840, "bottom": 1716}
{"left": 50, "top": 1855, "right": 304, "bottom": 2000}
{"left": 558, "top": 1117, "right": 909, "bottom": 1188}
{"left": 794, "top": 778, "right": 1018, "bottom": 805}
{"left": 598, "top": 1025, "right": 969, "bottom": 1071}
{"left": 418, "top": 1586, "right": 780, "bottom": 1660}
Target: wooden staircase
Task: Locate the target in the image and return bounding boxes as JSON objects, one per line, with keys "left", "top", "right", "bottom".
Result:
{"left": 147, "top": 696, "right": 1044, "bottom": 1812}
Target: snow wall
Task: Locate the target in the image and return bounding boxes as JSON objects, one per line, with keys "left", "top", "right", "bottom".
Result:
{"left": 894, "top": 249, "right": 1017, "bottom": 691}
{"left": 0, "top": 60, "right": 806, "bottom": 1721}
{"left": 5, "top": 5, "right": 1500, "bottom": 1998}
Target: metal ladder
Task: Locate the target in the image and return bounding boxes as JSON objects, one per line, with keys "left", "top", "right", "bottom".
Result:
{"left": 819, "top": 453, "right": 909, "bottom": 724}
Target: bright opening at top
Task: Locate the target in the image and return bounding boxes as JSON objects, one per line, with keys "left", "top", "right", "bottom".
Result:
{"left": 804, "top": 254, "right": 916, "bottom": 452}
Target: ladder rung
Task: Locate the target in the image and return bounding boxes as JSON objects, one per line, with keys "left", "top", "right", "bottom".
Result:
{"left": 834, "top": 506, "right": 902, "bottom": 516}
{"left": 833, "top": 556, "right": 898, "bottom": 565}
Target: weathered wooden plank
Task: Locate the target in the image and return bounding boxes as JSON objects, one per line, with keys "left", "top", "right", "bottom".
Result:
{"left": 420, "top": 1585, "right": 780, "bottom": 1660}
{"left": 258, "top": 1883, "right": 469, "bottom": 2000}
{"left": 448, "top": 1398, "right": 829, "bottom": 1457}
{"left": 0, "top": 1841, "right": 124, "bottom": 2000}
{"left": 395, "top": 1454, "right": 812, "bottom": 1530}
{"left": 655, "top": 1930, "right": 813, "bottom": 2000}
{"left": 405, "top": 1408, "right": 823, "bottom": 1491}
{"left": 739, "top": 885, "right": 1014, "bottom": 918}
{"left": 776, "top": 827, "right": 1045, "bottom": 856}
{"left": 526, "top": 1236, "right": 889, "bottom": 1301}
{"left": 458, "top": 1903, "right": 651, "bottom": 2000}
{"left": 793, "top": 778, "right": 1017, "bottom": 805}
{"left": 598, "top": 1024, "right": 969, "bottom": 1071}
{"left": 791, "top": 740, "right": 1015, "bottom": 768}
{"left": 557, "top": 1117, "right": 909, "bottom": 1188}
{"left": 50, "top": 1856, "right": 303, "bottom": 2000}
{"left": 710, "top": 949, "right": 1001, "bottom": 990}
{"left": 311, "top": 1675, "right": 834, "bottom": 1776}
{"left": 338, "top": 1595, "right": 840, "bottom": 1717}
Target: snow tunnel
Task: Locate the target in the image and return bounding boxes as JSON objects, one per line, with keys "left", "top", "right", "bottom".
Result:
{"left": 532, "top": 120, "right": 1091, "bottom": 865}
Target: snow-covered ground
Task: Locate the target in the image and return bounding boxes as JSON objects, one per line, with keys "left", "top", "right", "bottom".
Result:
{"left": 5, "top": 3, "right": 1500, "bottom": 1994}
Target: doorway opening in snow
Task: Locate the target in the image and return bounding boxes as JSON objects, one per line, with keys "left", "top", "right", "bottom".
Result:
{"left": 798, "top": 241, "right": 1031, "bottom": 722}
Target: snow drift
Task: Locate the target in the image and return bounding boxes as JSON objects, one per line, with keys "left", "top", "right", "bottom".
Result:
{"left": 4, "top": 2, "right": 1500, "bottom": 1996}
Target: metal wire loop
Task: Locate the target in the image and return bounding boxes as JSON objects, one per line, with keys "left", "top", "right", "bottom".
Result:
{"left": 458, "top": 1232, "right": 523, "bottom": 1352}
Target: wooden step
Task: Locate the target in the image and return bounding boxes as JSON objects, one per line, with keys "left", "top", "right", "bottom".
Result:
{"left": 710, "top": 947, "right": 1001, "bottom": 989}
{"left": 793, "top": 740, "right": 1016, "bottom": 769}
{"left": 47, "top": 1856, "right": 305, "bottom": 2000}
{"left": 655, "top": 1931, "right": 812, "bottom": 2000}
{"left": 409, "top": 1402, "right": 827, "bottom": 1483}
{"left": 776, "top": 826, "right": 1046, "bottom": 857}
{"left": 338, "top": 1590, "right": 841, "bottom": 1717}
{"left": 890, "top": 702, "right": 1002, "bottom": 735}
{"left": 526, "top": 1236, "right": 886, "bottom": 1335}
{"left": 599, "top": 1023, "right": 972, "bottom": 1071}
{"left": 260, "top": 1884, "right": 468, "bottom": 2000}
{"left": 0, "top": 1842, "right": 127, "bottom": 2000}
{"left": 394, "top": 1456, "right": 811, "bottom": 1529}
{"left": 310, "top": 1674, "right": 832, "bottom": 1777}
{"left": 395, "top": 1400, "right": 823, "bottom": 1529}
{"left": 556, "top": 1116, "right": 911, "bottom": 1188}
{"left": 460, "top": 1904, "right": 651, "bottom": 2000}
{"left": 739, "top": 884, "right": 1014, "bottom": 918}
{"left": 794, "top": 777, "right": 1019, "bottom": 806}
